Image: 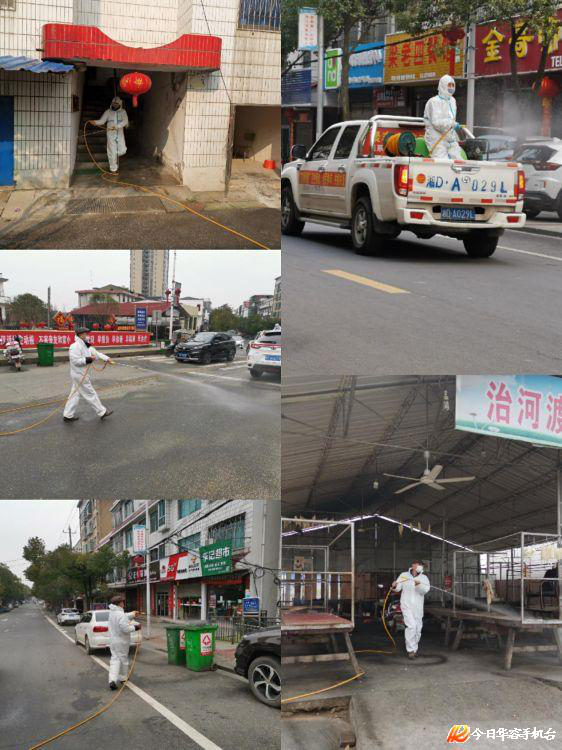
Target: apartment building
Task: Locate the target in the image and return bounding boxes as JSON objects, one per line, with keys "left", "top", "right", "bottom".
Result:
{"left": 0, "top": 0, "right": 280, "bottom": 190}
{"left": 103, "top": 499, "right": 280, "bottom": 621}
{"left": 77, "top": 499, "right": 113, "bottom": 554}
{"left": 130, "top": 250, "right": 170, "bottom": 299}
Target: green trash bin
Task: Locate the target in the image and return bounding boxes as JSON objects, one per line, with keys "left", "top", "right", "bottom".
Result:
{"left": 165, "top": 625, "right": 186, "bottom": 666}
{"left": 36, "top": 342, "right": 54, "bottom": 367}
{"left": 183, "top": 623, "right": 218, "bottom": 672}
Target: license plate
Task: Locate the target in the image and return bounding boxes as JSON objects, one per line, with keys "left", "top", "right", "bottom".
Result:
{"left": 265, "top": 355, "right": 281, "bottom": 361}
{"left": 440, "top": 207, "right": 476, "bottom": 222}
{"left": 177, "top": 354, "right": 188, "bottom": 359}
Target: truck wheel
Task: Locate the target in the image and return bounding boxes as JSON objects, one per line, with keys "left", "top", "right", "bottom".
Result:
{"left": 281, "top": 185, "right": 304, "bottom": 236}
{"left": 462, "top": 234, "right": 498, "bottom": 258}
{"left": 352, "top": 196, "right": 384, "bottom": 255}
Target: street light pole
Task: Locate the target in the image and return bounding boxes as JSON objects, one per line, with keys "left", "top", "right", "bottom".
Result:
{"left": 316, "top": 14, "right": 324, "bottom": 139}
{"left": 168, "top": 250, "right": 177, "bottom": 342}
{"left": 145, "top": 500, "right": 151, "bottom": 638}
{"left": 466, "top": 24, "right": 476, "bottom": 131}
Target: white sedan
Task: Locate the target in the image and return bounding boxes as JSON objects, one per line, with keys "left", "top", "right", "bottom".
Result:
{"left": 57, "top": 608, "right": 81, "bottom": 626}
{"left": 247, "top": 326, "right": 281, "bottom": 379}
{"left": 74, "top": 609, "right": 141, "bottom": 654}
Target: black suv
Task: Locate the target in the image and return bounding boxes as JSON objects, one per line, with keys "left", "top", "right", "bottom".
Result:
{"left": 175, "top": 332, "right": 236, "bottom": 365}
{"left": 234, "top": 627, "right": 281, "bottom": 708}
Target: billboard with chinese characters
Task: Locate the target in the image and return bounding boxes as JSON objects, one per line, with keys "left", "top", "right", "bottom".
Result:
{"left": 135, "top": 306, "right": 147, "bottom": 331}
{"left": 0, "top": 330, "right": 151, "bottom": 349}
{"left": 159, "top": 550, "right": 204, "bottom": 581}
{"left": 475, "top": 13, "right": 562, "bottom": 76}
{"left": 200, "top": 541, "right": 233, "bottom": 576}
{"left": 384, "top": 31, "right": 465, "bottom": 84}
{"left": 456, "top": 375, "right": 562, "bottom": 448}
{"left": 349, "top": 43, "right": 384, "bottom": 88}
{"left": 132, "top": 525, "right": 146, "bottom": 553}
{"left": 298, "top": 7, "right": 317, "bottom": 51}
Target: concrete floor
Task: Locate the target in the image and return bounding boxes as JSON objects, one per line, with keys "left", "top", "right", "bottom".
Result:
{"left": 282, "top": 623, "right": 562, "bottom": 749}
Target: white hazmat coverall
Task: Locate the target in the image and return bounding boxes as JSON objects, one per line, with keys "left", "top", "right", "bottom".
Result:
{"left": 394, "top": 569, "right": 431, "bottom": 654}
{"left": 63, "top": 337, "right": 110, "bottom": 418}
{"left": 93, "top": 107, "right": 129, "bottom": 173}
{"left": 108, "top": 604, "right": 136, "bottom": 684}
{"left": 423, "top": 75, "right": 463, "bottom": 159}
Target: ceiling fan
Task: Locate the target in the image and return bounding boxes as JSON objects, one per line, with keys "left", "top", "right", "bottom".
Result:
{"left": 383, "top": 451, "right": 475, "bottom": 495}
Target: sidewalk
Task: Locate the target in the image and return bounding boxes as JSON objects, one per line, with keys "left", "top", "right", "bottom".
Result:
{"left": 0, "top": 345, "right": 163, "bottom": 367}
{"left": 136, "top": 614, "right": 238, "bottom": 672}
{"left": 515, "top": 212, "right": 562, "bottom": 238}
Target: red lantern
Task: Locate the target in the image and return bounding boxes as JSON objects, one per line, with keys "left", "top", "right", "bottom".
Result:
{"left": 535, "top": 76, "right": 561, "bottom": 137}
{"left": 442, "top": 27, "right": 464, "bottom": 76}
{"left": 120, "top": 72, "right": 152, "bottom": 107}
{"left": 37, "top": 321, "right": 46, "bottom": 328}
{"left": 104, "top": 324, "right": 112, "bottom": 331}
{"left": 92, "top": 323, "right": 100, "bottom": 330}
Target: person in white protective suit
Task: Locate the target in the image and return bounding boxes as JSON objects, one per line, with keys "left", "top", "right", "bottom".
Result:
{"left": 423, "top": 75, "right": 464, "bottom": 159}
{"left": 62, "top": 327, "right": 115, "bottom": 422}
{"left": 108, "top": 595, "right": 140, "bottom": 690}
{"left": 91, "top": 97, "right": 129, "bottom": 174}
{"left": 391, "top": 560, "right": 431, "bottom": 659}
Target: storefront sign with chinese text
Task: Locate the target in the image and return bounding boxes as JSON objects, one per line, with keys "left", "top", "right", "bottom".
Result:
{"left": 132, "top": 524, "right": 146, "bottom": 553}
{"left": 456, "top": 375, "right": 562, "bottom": 448}
{"left": 0, "top": 330, "right": 150, "bottom": 349}
{"left": 350, "top": 43, "right": 384, "bottom": 88}
{"left": 324, "top": 48, "right": 342, "bottom": 90}
{"left": 475, "top": 13, "right": 562, "bottom": 76}
{"left": 298, "top": 7, "right": 317, "bottom": 51}
{"left": 200, "top": 541, "right": 233, "bottom": 576}
{"left": 384, "top": 31, "right": 464, "bottom": 84}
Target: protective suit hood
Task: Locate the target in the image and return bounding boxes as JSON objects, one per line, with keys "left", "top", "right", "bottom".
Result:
{"left": 438, "top": 75, "right": 455, "bottom": 100}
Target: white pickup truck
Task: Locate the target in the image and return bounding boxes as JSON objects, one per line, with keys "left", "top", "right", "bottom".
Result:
{"left": 281, "top": 115, "right": 526, "bottom": 258}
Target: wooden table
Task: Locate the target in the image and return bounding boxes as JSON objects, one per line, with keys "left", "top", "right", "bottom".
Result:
{"left": 426, "top": 606, "right": 562, "bottom": 670}
{"left": 281, "top": 610, "right": 361, "bottom": 674}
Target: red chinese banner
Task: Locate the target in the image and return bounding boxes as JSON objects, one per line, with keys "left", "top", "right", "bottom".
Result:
{"left": 0, "top": 330, "right": 151, "bottom": 349}
{"left": 475, "top": 13, "right": 562, "bottom": 76}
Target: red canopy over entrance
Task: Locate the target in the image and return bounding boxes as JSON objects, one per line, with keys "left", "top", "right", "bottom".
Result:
{"left": 42, "top": 24, "right": 221, "bottom": 72}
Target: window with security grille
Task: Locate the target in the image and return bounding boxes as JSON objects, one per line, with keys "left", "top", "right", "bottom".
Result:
{"left": 178, "top": 532, "right": 200, "bottom": 552}
{"left": 0, "top": 0, "right": 16, "bottom": 10}
{"left": 238, "top": 0, "right": 279, "bottom": 31}
{"left": 208, "top": 514, "right": 246, "bottom": 549}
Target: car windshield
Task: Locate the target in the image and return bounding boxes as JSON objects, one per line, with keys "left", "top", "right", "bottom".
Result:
{"left": 190, "top": 333, "right": 215, "bottom": 343}
{"left": 513, "top": 144, "right": 556, "bottom": 163}
{"left": 93, "top": 611, "right": 110, "bottom": 621}
{"left": 258, "top": 332, "right": 282, "bottom": 344}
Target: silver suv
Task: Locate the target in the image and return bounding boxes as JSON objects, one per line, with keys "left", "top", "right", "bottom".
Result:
{"left": 513, "top": 138, "right": 562, "bottom": 219}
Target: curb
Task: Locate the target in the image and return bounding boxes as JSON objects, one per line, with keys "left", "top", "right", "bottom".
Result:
{"left": 512, "top": 226, "right": 562, "bottom": 239}
{"left": 0, "top": 347, "right": 163, "bottom": 367}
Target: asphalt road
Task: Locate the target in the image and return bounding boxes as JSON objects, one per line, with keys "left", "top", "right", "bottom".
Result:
{"left": 283, "top": 223, "right": 562, "bottom": 375}
{"left": 0, "top": 603, "right": 278, "bottom": 750}
{"left": 0, "top": 354, "right": 280, "bottom": 499}
{"left": 0, "top": 208, "right": 280, "bottom": 249}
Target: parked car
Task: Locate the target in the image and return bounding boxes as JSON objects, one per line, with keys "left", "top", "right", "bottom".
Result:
{"left": 247, "top": 327, "right": 281, "bottom": 379}
{"left": 469, "top": 127, "right": 518, "bottom": 161}
{"left": 57, "top": 608, "right": 81, "bottom": 626}
{"left": 74, "top": 609, "right": 141, "bottom": 654}
{"left": 512, "top": 138, "right": 562, "bottom": 219}
{"left": 232, "top": 335, "right": 245, "bottom": 350}
{"left": 234, "top": 627, "right": 281, "bottom": 708}
{"left": 175, "top": 332, "right": 236, "bottom": 365}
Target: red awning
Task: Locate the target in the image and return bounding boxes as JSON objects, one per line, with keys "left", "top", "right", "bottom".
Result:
{"left": 42, "top": 24, "right": 221, "bottom": 72}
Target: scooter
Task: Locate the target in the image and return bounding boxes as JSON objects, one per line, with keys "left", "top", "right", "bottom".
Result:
{"left": 4, "top": 344, "right": 24, "bottom": 372}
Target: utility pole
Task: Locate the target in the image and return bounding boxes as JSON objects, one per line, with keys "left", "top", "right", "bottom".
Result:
{"left": 168, "top": 250, "right": 177, "bottom": 341}
{"left": 466, "top": 24, "right": 476, "bottom": 131}
{"left": 47, "top": 287, "right": 51, "bottom": 328}
{"left": 63, "top": 526, "right": 73, "bottom": 549}
{"left": 316, "top": 14, "right": 324, "bottom": 139}
{"left": 145, "top": 500, "right": 151, "bottom": 638}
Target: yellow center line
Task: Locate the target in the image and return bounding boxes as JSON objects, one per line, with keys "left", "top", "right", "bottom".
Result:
{"left": 322, "top": 269, "right": 410, "bottom": 294}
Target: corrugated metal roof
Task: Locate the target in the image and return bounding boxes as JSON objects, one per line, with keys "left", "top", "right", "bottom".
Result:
{"left": 282, "top": 376, "right": 560, "bottom": 546}
{"left": 0, "top": 56, "right": 74, "bottom": 74}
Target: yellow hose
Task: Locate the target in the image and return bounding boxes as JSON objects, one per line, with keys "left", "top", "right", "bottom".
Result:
{"left": 28, "top": 633, "right": 142, "bottom": 749}
{"left": 281, "top": 582, "right": 406, "bottom": 705}
{"left": 83, "top": 122, "right": 270, "bottom": 250}
{"left": 0, "top": 359, "right": 109, "bottom": 437}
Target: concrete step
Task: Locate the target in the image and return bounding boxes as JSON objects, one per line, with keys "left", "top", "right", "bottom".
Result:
{"left": 77, "top": 143, "right": 106, "bottom": 153}
{"left": 74, "top": 163, "right": 110, "bottom": 175}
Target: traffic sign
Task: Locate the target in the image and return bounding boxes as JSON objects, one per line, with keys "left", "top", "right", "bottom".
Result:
{"left": 243, "top": 597, "right": 260, "bottom": 614}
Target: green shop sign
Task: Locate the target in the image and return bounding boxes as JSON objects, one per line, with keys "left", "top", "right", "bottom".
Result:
{"left": 200, "top": 541, "right": 233, "bottom": 576}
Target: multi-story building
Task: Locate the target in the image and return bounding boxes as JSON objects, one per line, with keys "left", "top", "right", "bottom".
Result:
{"left": 181, "top": 297, "right": 211, "bottom": 330}
{"left": 237, "top": 294, "right": 273, "bottom": 318}
{"left": 130, "top": 250, "right": 170, "bottom": 299}
{"left": 0, "top": 0, "right": 280, "bottom": 191}
{"left": 78, "top": 499, "right": 114, "bottom": 554}
{"left": 272, "top": 276, "right": 280, "bottom": 318}
{"left": 76, "top": 285, "right": 143, "bottom": 308}
{"left": 103, "top": 499, "right": 280, "bottom": 621}
{"left": 258, "top": 296, "right": 274, "bottom": 318}
{"left": 0, "top": 274, "right": 10, "bottom": 325}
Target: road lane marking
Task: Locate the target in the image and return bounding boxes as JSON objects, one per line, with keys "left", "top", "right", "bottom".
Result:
{"left": 43, "top": 615, "right": 223, "bottom": 750}
{"left": 498, "top": 245, "right": 562, "bottom": 262}
{"left": 322, "top": 269, "right": 410, "bottom": 294}
{"left": 184, "top": 370, "right": 281, "bottom": 387}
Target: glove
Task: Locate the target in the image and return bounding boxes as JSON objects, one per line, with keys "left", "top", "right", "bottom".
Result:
{"left": 85, "top": 356, "right": 93, "bottom": 364}
{"left": 134, "top": 624, "right": 141, "bottom": 631}
{"left": 454, "top": 122, "right": 463, "bottom": 133}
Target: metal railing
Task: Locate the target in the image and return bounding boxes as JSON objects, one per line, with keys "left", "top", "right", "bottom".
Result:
{"left": 213, "top": 613, "right": 280, "bottom": 643}
{"left": 238, "top": 0, "right": 280, "bottom": 31}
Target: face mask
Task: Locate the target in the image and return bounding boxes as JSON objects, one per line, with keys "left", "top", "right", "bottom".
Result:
{"left": 82, "top": 337, "right": 91, "bottom": 346}
{"left": 111, "top": 104, "right": 120, "bottom": 111}
{"left": 415, "top": 565, "right": 424, "bottom": 575}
